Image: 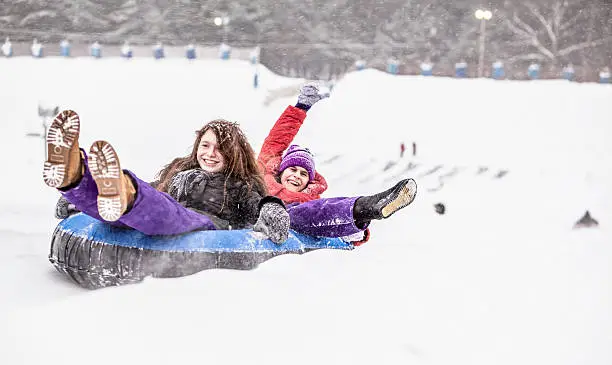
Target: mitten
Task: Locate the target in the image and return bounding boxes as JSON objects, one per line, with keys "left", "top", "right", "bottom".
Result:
{"left": 168, "top": 169, "right": 209, "bottom": 202}
{"left": 296, "top": 82, "right": 329, "bottom": 110}
{"left": 55, "top": 196, "right": 80, "bottom": 219}
{"left": 253, "top": 201, "right": 290, "bottom": 244}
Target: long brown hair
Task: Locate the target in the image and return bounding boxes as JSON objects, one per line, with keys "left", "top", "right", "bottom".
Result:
{"left": 156, "top": 119, "right": 267, "bottom": 197}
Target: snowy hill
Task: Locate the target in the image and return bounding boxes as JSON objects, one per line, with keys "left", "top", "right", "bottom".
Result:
{"left": 0, "top": 57, "right": 610, "bottom": 365}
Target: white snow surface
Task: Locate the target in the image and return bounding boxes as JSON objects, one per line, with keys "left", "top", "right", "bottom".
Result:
{"left": 0, "top": 57, "right": 611, "bottom": 365}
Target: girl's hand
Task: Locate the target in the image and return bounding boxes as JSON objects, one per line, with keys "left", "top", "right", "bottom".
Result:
{"left": 55, "top": 196, "right": 80, "bottom": 219}
{"left": 253, "top": 202, "right": 290, "bottom": 244}
{"left": 168, "top": 169, "right": 209, "bottom": 202}
{"left": 296, "top": 82, "right": 329, "bottom": 109}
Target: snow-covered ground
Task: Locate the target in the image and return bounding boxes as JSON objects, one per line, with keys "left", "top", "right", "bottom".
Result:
{"left": 0, "top": 57, "right": 610, "bottom": 365}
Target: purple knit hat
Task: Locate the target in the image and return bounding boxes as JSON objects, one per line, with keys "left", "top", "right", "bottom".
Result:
{"left": 278, "top": 145, "right": 316, "bottom": 181}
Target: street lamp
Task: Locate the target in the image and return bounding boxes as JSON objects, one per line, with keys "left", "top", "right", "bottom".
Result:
{"left": 214, "top": 16, "right": 230, "bottom": 44}
{"left": 475, "top": 9, "right": 492, "bottom": 78}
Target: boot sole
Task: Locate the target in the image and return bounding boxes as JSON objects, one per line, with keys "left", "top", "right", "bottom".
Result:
{"left": 43, "top": 110, "right": 80, "bottom": 188}
{"left": 88, "top": 141, "right": 125, "bottom": 222}
{"left": 380, "top": 178, "right": 417, "bottom": 218}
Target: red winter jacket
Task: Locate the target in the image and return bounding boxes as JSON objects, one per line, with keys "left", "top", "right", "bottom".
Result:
{"left": 258, "top": 105, "right": 328, "bottom": 204}
{"left": 257, "top": 105, "right": 370, "bottom": 246}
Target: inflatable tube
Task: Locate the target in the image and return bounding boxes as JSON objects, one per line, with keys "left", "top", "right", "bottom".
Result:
{"left": 49, "top": 213, "right": 354, "bottom": 289}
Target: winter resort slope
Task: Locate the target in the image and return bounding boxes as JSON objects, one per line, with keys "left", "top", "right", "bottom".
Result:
{"left": 0, "top": 57, "right": 611, "bottom": 365}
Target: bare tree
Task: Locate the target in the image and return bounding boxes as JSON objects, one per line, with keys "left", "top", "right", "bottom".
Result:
{"left": 376, "top": 0, "right": 439, "bottom": 62}
{"left": 499, "top": 0, "right": 612, "bottom": 69}
{"left": 1, "top": 0, "right": 609, "bottom": 79}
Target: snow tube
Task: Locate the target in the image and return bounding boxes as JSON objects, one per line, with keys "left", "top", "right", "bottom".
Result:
{"left": 49, "top": 213, "right": 354, "bottom": 289}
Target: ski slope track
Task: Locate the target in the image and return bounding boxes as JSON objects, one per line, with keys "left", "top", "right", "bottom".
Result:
{"left": 0, "top": 57, "right": 610, "bottom": 365}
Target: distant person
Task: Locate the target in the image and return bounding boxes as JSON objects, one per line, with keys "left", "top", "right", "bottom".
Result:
{"left": 400, "top": 142, "right": 406, "bottom": 158}
{"left": 1, "top": 37, "right": 12, "bottom": 57}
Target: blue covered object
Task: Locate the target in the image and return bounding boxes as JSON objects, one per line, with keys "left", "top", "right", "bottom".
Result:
{"left": 492, "top": 61, "right": 505, "bottom": 79}
{"left": 186, "top": 45, "right": 196, "bottom": 60}
{"left": 455, "top": 62, "right": 467, "bottom": 78}
{"left": 49, "top": 213, "right": 353, "bottom": 289}
{"left": 58, "top": 213, "right": 353, "bottom": 252}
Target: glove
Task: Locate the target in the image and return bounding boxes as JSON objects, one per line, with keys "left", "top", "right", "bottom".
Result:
{"left": 253, "top": 202, "right": 290, "bottom": 244}
{"left": 55, "top": 196, "right": 80, "bottom": 219}
{"left": 168, "top": 169, "right": 209, "bottom": 203}
{"left": 296, "top": 82, "right": 329, "bottom": 110}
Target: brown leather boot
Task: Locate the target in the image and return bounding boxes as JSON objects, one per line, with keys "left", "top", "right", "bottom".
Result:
{"left": 88, "top": 141, "right": 136, "bottom": 222}
{"left": 43, "top": 110, "right": 83, "bottom": 188}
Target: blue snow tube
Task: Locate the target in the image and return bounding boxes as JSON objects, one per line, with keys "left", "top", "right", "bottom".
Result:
{"left": 49, "top": 213, "right": 353, "bottom": 289}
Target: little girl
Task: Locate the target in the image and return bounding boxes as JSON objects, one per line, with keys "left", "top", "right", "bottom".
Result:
{"left": 258, "top": 83, "right": 417, "bottom": 244}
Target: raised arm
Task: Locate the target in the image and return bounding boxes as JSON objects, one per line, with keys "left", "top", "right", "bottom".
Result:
{"left": 258, "top": 106, "right": 307, "bottom": 165}
{"left": 258, "top": 82, "right": 328, "bottom": 166}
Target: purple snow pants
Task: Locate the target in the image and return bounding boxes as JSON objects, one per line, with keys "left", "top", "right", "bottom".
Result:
{"left": 61, "top": 151, "right": 365, "bottom": 238}
{"left": 60, "top": 151, "right": 216, "bottom": 235}
{"left": 287, "top": 197, "right": 367, "bottom": 238}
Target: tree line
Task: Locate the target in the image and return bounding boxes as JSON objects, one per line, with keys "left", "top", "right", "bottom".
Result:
{"left": 1, "top": 0, "right": 610, "bottom": 80}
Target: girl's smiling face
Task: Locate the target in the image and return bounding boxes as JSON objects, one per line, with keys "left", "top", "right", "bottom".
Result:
{"left": 197, "top": 129, "right": 225, "bottom": 173}
{"left": 280, "top": 166, "right": 309, "bottom": 192}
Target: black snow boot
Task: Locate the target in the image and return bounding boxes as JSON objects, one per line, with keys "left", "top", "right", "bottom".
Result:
{"left": 353, "top": 178, "right": 417, "bottom": 225}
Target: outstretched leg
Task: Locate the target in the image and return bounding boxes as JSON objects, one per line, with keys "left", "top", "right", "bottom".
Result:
{"left": 43, "top": 110, "right": 83, "bottom": 188}
{"left": 43, "top": 110, "right": 216, "bottom": 236}
{"left": 353, "top": 178, "right": 417, "bottom": 226}
{"left": 43, "top": 110, "right": 125, "bottom": 223}
{"left": 287, "top": 179, "right": 417, "bottom": 238}
{"left": 87, "top": 140, "right": 217, "bottom": 235}
{"left": 287, "top": 197, "right": 364, "bottom": 238}
{"left": 87, "top": 141, "right": 135, "bottom": 222}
